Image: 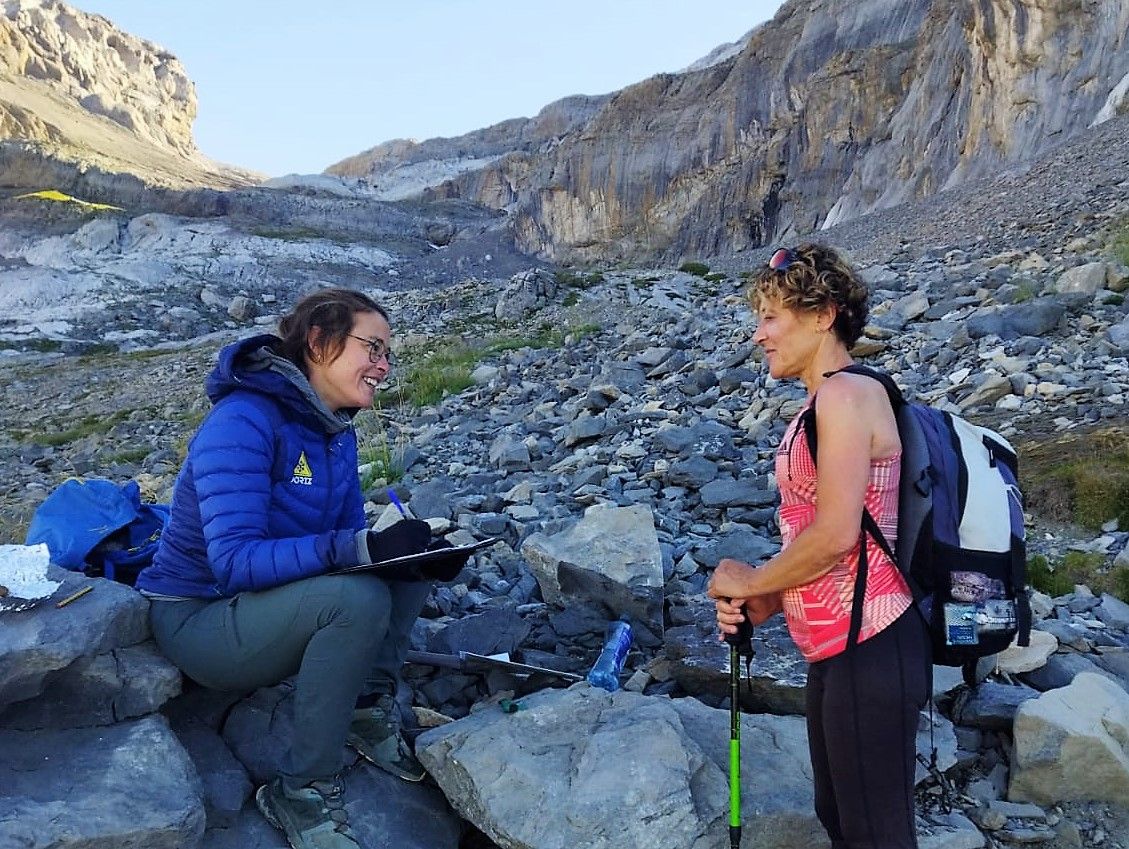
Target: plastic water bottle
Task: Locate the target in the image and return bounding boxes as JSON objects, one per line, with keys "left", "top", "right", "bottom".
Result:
{"left": 587, "top": 619, "right": 633, "bottom": 692}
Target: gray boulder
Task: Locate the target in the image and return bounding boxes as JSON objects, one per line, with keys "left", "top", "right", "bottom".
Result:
{"left": 1018, "top": 651, "right": 1126, "bottom": 693}
{"left": 521, "top": 504, "right": 665, "bottom": 644}
{"left": 176, "top": 723, "right": 253, "bottom": 829}
{"left": 1097, "top": 593, "right": 1129, "bottom": 630}
{"left": 426, "top": 608, "right": 532, "bottom": 657}
{"left": 489, "top": 432, "right": 532, "bottom": 472}
{"left": 416, "top": 684, "right": 828, "bottom": 849}
{"left": 494, "top": 269, "right": 558, "bottom": 321}
{"left": 948, "top": 682, "right": 1040, "bottom": 731}
{"left": 664, "top": 597, "right": 807, "bottom": 715}
{"left": 1108, "top": 314, "right": 1129, "bottom": 353}
{"left": 965, "top": 301, "right": 1066, "bottom": 340}
{"left": 1054, "top": 261, "right": 1109, "bottom": 295}
{"left": 0, "top": 570, "right": 150, "bottom": 710}
{"left": 0, "top": 714, "right": 205, "bottom": 849}
{"left": 0, "top": 641, "right": 181, "bottom": 729}
{"left": 692, "top": 528, "right": 779, "bottom": 569}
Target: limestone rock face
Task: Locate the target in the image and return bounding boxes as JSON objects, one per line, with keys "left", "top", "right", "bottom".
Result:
{"left": 340, "top": 0, "right": 1129, "bottom": 262}
{"left": 0, "top": 0, "right": 259, "bottom": 188}
{"left": 0, "top": 0, "right": 197, "bottom": 155}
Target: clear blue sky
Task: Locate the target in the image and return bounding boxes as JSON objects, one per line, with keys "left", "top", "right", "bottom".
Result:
{"left": 76, "top": 1, "right": 783, "bottom": 177}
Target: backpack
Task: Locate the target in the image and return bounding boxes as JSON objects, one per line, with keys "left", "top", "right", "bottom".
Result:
{"left": 24, "top": 478, "right": 171, "bottom": 587}
{"left": 802, "top": 364, "right": 1031, "bottom": 679}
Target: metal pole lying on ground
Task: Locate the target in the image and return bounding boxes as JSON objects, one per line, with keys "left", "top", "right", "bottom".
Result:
{"left": 404, "top": 649, "right": 583, "bottom": 683}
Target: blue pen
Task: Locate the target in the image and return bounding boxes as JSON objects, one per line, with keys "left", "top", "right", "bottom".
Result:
{"left": 387, "top": 488, "right": 408, "bottom": 518}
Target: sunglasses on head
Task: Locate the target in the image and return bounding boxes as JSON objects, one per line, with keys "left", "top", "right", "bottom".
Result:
{"left": 768, "top": 248, "right": 800, "bottom": 271}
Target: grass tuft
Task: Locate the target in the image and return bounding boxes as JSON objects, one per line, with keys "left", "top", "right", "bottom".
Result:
{"left": 1109, "top": 216, "right": 1129, "bottom": 266}
{"left": 379, "top": 324, "right": 600, "bottom": 410}
{"left": 1021, "top": 426, "right": 1129, "bottom": 531}
{"left": 1028, "top": 551, "right": 1129, "bottom": 602}
{"left": 26, "top": 410, "right": 131, "bottom": 447}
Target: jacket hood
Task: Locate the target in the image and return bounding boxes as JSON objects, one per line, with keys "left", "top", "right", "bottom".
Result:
{"left": 205, "top": 334, "right": 353, "bottom": 434}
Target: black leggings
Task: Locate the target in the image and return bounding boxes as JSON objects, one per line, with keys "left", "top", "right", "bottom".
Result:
{"left": 805, "top": 608, "right": 930, "bottom": 849}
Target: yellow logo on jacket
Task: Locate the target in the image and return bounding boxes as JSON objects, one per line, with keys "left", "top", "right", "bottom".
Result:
{"left": 291, "top": 451, "right": 313, "bottom": 486}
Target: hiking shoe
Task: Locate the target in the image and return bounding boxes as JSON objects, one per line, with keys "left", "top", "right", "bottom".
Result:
{"left": 255, "top": 776, "right": 359, "bottom": 849}
{"left": 346, "top": 695, "right": 426, "bottom": 782}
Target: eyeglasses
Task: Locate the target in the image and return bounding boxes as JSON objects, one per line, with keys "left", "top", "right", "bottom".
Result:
{"left": 347, "top": 334, "right": 394, "bottom": 365}
{"left": 768, "top": 248, "right": 799, "bottom": 271}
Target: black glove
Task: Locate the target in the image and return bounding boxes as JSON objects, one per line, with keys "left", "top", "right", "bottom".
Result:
{"left": 417, "top": 538, "right": 475, "bottom": 582}
{"left": 366, "top": 519, "right": 432, "bottom": 563}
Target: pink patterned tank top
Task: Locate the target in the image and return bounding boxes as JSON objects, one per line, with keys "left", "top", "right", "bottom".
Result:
{"left": 776, "top": 399, "right": 911, "bottom": 662}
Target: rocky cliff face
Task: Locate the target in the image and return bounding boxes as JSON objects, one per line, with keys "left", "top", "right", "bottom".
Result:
{"left": 1, "top": 0, "right": 196, "bottom": 153}
{"left": 0, "top": 0, "right": 255, "bottom": 189}
{"left": 326, "top": 94, "right": 610, "bottom": 202}
{"left": 335, "top": 0, "right": 1129, "bottom": 263}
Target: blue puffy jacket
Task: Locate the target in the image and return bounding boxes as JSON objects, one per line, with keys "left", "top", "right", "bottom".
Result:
{"left": 136, "top": 335, "right": 368, "bottom": 598}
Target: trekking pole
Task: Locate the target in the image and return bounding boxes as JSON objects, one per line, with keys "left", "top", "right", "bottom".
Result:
{"left": 725, "top": 605, "right": 754, "bottom": 849}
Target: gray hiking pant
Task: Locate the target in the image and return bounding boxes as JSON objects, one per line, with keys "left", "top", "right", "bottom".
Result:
{"left": 149, "top": 573, "right": 429, "bottom": 787}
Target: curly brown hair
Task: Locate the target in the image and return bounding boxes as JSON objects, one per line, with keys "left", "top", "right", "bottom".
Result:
{"left": 748, "top": 243, "right": 870, "bottom": 346}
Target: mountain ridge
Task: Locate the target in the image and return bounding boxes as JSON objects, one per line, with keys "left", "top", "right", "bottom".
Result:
{"left": 327, "top": 0, "right": 1129, "bottom": 264}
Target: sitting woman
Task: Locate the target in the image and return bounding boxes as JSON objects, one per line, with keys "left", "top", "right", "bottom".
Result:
{"left": 137, "top": 288, "right": 441, "bottom": 849}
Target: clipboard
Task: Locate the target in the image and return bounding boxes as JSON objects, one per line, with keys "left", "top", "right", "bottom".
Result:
{"left": 336, "top": 537, "right": 500, "bottom": 582}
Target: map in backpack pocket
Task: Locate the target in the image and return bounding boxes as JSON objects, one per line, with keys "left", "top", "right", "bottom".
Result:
{"left": 943, "top": 603, "right": 978, "bottom": 646}
{"left": 950, "top": 570, "right": 1006, "bottom": 603}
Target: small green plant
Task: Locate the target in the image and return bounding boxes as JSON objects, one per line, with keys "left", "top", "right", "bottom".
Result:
{"left": 356, "top": 409, "right": 404, "bottom": 488}
{"left": 1108, "top": 216, "right": 1129, "bottom": 266}
{"left": 703, "top": 272, "right": 728, "bottom": 283}
{"left": 554, "top": 269, "right": 605, "bottom": 289}
{"left": 28, "top": 410, "right": 131, "bottom": 447}
{"left": 382, "top": 340, "right": 478, "bottom": 408}
{"left": 106, "top": 446, "right": 152, "bottom": 465}
{"left": 679, "top": 261, "right": 711, "bottom": 277}
{"left": 1114, "top": 567, "right": 1129, "bottom": 603}
{"left": 382, "top": 325, "right": 602, "bottom": 410}
{"left": 562, "top": 291, "right": 580, "bottom": 307}
{"left": 1028, "top": 552, "right": 1129, "bottom": 602}
{"left": 1011, "top": 282, "right": 1036, "bottom": 303}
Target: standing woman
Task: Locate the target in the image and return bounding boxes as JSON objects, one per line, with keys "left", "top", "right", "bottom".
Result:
{"left": 707, "top": 244, "right": 930, "bottom": 849}
{"left": 137, "top": 288, "right": 438, "bottom": 849}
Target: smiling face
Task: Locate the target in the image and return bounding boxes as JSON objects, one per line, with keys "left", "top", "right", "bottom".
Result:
{"left": 306, "top": 310, "right": 391, "bottom": 412}
{"left": 752, "top": 295, "right": 829, "bottom": 381}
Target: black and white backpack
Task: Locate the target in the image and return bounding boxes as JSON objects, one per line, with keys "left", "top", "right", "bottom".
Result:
{"left": 803, "top": 364, "right": 1031, "bottom": 681}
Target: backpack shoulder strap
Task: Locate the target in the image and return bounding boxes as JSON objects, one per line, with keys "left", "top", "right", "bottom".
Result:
{"left": 802, "top": 364, "right": 906, "bottom": 469}
{"left": 838, "top": 363, "right": 906, "bottom": 411}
